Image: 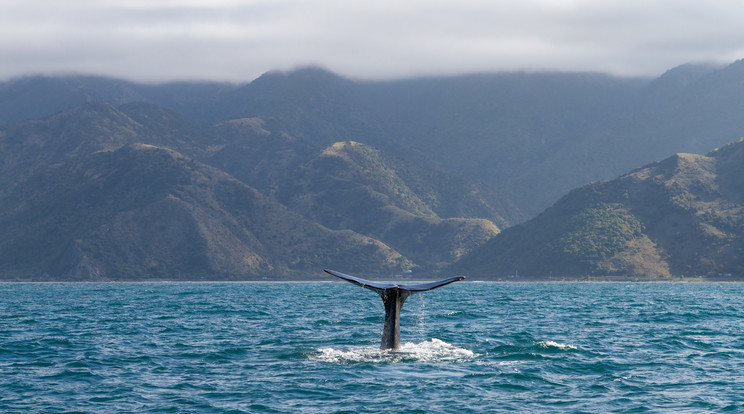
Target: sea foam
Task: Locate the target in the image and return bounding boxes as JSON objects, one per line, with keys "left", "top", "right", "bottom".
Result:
{"left": 315, "top": 338, "right": 475, "bottom": 364}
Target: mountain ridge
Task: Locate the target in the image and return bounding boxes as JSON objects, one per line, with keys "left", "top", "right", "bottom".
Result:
{"left": 3, "top": 62, "right": 744, "bottom": 220}
{"left": 0, "top": 143, "right": 415, "bottom": 280}
{"left": 451, "top": 138, "right": 744, "bottom": 279}
{"left": 0, "top": 99, "right": 505, "bottom": 279}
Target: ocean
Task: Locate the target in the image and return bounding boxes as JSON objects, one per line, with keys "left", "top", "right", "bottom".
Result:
{"left": 1, "top": 281, "right": 743, "bottom": 413}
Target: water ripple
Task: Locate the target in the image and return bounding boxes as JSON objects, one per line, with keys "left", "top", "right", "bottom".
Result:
{"left": 1, "top": 282, "right": 744, "bottom": 412}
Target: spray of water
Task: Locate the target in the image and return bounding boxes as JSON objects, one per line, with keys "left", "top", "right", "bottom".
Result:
{"left": 314, "top": 338, "right": 475, "bottom": 364}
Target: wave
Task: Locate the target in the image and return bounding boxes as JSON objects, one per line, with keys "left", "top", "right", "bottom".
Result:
{"left": 313, "top": 338, "right": 475, "bottom": 364}
{"left": 538, "top": 340, "right": 578, "bottom": 351}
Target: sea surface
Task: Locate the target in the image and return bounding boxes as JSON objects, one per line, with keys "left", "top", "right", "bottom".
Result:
{"left": 1, "top": 281, "right": 744, "bottom": 413}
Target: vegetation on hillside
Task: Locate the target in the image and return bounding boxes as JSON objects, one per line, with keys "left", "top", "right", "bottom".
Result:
{"left": 0, "top": 100, "right": 494, "bottom": 280}
{"left": 2, "top": 60, "right": 744, "bottom": 280}
{"left": 452, "top": 140, "right": 744, "bottom": 279}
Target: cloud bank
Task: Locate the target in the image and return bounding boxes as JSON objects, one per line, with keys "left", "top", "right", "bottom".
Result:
{"left": 1, "top": 0, "right": 743, "bottom": 82}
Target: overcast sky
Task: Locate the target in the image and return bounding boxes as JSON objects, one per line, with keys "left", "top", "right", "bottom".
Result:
{"left": 1, "top": 0, "right": 743, "bottom": 83}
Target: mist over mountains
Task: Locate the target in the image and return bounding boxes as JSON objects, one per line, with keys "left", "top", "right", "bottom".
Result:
{"left": 1, "top": 59, "right": 744, "bottom": 280}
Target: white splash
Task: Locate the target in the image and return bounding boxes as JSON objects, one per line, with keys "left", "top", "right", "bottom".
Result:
{"left": 538, "top": 340, "right": 578, "bottom": 351}
{"left": 398, "top": 338, "right": 476, "bottom": 361}
{"left": 314, "top": 338, "right": 475, "bottom": 364}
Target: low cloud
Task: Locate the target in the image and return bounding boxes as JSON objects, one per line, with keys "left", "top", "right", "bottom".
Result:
{"left": 1, "top": 0, "right": 743, "bottom": 82}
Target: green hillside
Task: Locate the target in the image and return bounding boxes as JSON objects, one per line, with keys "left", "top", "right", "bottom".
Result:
{"left": 0, "top": 101, "right": 501, "bottom": 280}
{"left": 452, "top": 139, "right": 744, "bottom": 280}
{"left": 277, "top": 140, "right": 501, "bottom": 268}
{"left": 0, "top": 144, "right": 412, "bottom": 280}
{"left": 207, "top": 121, "right": 509, "bottom": 270}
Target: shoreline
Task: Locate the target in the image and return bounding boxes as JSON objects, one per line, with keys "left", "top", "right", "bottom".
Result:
{"left": 1, "top": 275, "right": 742, "bottom": 283}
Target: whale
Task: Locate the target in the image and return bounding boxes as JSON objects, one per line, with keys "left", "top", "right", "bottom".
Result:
{"left": 323, "top": 269, "right": 466, "bottom": 350}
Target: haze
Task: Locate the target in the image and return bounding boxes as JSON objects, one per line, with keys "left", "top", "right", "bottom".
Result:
{"left": 1, "top": 0, "right": 743, "bottom": 82}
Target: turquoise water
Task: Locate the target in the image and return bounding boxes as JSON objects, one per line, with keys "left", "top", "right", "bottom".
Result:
{"left": 1, "top": 282, "right": 744, "bottom": 413}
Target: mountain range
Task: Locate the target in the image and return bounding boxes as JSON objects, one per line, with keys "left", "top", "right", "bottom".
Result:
{"left": 0, "top": 101, "right": 500, "bottom": 280}
{"left": 1, "top": 59, "right": 744, "bottom": 280}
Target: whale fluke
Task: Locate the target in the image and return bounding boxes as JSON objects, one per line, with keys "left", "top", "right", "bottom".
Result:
{"left": 323, "top": 269, "right": 465, "bottom": 350}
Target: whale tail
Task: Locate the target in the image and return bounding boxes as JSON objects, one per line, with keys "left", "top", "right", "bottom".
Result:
{"left": 323, "top": 269, "right": 465, "bottom": 350}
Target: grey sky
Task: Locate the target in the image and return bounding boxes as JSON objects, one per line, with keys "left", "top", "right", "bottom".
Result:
{"left": 1, "top": 0, "right": 743, "bottom": 82}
